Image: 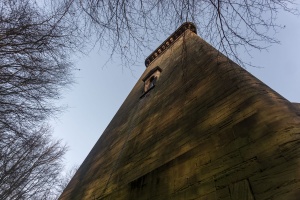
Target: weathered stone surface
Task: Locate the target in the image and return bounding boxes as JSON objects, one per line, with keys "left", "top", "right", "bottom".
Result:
{"left": 59, "top": 25, "right": 300, "bottom": 200}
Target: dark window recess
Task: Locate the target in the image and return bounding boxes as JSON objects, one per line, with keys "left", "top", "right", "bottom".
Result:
{"left": 140, "top": 66, "right": 162, "bottom": 98}
{"left": 149, "top": 76, "right": 157, "bottom": 89}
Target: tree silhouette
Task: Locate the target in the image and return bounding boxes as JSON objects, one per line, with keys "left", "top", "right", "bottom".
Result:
{"left": 0, "top": 125, "right": 67, "bottom": 200}
{"left": 0, "top": 1, "right": 78, "bottom": 199}
{"left": 0, "top": 0, "right": 78, "bottom": 135}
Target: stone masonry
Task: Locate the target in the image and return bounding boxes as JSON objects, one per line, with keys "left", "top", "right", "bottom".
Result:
{"left": 59, "top": 23, "right": 300, "bottom": 200}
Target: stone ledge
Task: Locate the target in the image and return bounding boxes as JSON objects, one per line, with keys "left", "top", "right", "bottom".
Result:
{"left": 144, "top": 22, "right": 197, "bottom": 67}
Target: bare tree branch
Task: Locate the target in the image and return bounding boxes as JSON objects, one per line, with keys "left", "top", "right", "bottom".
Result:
{"left": 0, "top": 1, "right": 82, "bottom": 199}
{"left": 0, "top": 0, "right": 80, "bottom": 135}
{"left": 67, "top": 0, "right": 298, "bottom": 67}
{"left": 0, "top": 125, "right": 67, "bottom": 200}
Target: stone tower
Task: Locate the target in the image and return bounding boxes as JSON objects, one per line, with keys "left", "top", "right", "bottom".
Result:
{"left": 59, "top": 23, "right": 300, "bottom": 200}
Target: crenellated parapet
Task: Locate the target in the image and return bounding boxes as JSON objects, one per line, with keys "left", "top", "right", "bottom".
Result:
{"left": 144, "top": 22, "right": 197, "bottom": 67}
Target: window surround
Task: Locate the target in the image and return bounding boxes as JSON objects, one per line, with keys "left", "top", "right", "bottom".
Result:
{"left": 140, "top": 66, "right": 162, "bottom": 98}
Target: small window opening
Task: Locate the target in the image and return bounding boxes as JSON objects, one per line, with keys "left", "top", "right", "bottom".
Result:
{"left": 144, "top": 75, "right": 157, "bottom": 93}
{"left": 149, "top": 76, "right": 157, "bottom": 89}
{"left": 140, "top": 66, "right": 162, "bottom": 98}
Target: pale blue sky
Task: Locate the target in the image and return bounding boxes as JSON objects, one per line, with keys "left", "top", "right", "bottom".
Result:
{"left": 50, "top": 11, "right": 300, "bottom": 172}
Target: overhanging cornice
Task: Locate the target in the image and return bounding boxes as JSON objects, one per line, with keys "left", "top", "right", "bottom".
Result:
{"left": 144, "top": 22, "right": 197, "bottom": 67}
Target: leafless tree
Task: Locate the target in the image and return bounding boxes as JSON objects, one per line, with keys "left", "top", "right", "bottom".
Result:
{"left": 0, "top": 0, "right": 80, "bottom": 136}
{"left": 0, "top": 1, "right": 82, "bottom": 199}
{"left": 68, "top": 0, "right": 298, "bottom": 67}
{"left": 0, "top": 125, "right": 67, "bottom": 200}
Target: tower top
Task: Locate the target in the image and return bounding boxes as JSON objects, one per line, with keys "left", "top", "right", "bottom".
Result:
{"left": 144, "top": 22, "right": 197, "bottom": 67}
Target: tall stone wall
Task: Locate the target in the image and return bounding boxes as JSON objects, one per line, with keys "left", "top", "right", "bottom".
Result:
{"left": 60, "top": 29, "right": 300, "bottom": 200}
